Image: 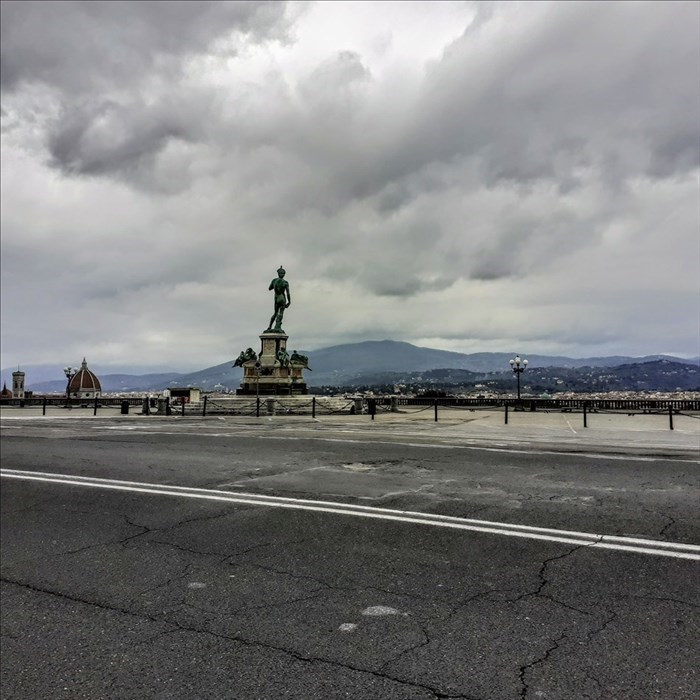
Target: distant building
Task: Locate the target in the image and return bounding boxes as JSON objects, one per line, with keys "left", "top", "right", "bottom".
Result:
{"left": 12, "top": 369, "right": 25, "bottom": 399}
{"left": 68, "top": 358, "right": 102, "bottom": 399}
{"left": 166, "top": 387, "right": 201, "bottom": 404}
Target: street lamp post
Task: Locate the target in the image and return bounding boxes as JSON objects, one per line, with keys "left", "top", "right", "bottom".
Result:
{"left": 254, "top": 361, "right": 261, "bottom": 417}
{"left": 63, "top": 366, "right": 77, "bottom": 408}
{"left": 509, "top": 355, "right": 528, "bottom": 404}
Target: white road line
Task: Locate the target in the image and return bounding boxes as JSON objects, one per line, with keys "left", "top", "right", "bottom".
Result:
{"left": 2, "top": 469, "right": 699, "bottom": 560}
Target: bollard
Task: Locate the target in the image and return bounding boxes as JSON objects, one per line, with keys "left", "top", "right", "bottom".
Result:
{"left": 434, "top": 399, "right": 438, "bottom": 422}
{"left": 354, "top": 397, "right": 363, "bottom": 415}
{"left": 391, "top": 396, "right": 399, "bottom": 413}
{"left": 256, "top": 397, "right": 260, "bottom": 418}
{"left": 166, "top": 398, "right": 172, "bottom": 416}
{"left": 505, "top": 403, "right": 509, "bottom": 424}
{"left": 142, "top": 397, "right": 150, "bottom": 416}
{"left": 120, "top": 401, "right": 129, "bottom": 415}
{"left": 43, "top": 397, "right": 47, "bottom": 416}
{"left": 312, "top": 396, "right": 316, "bottom": 418}
{"left": 583, "top": 402, "right": 588, "bottom": 428}
{"left": 368, "top": 398, "right": 376, "bottom": 421}
{"left": 181, "top": 399, "right": 185, "bottom": 418}
{"left": 94, "top": 396, "right": 98, "bottom": 416}
{"left": 202, "top": 395, "right": 208, "bottom": 417}
{"left": 669, "top": 405, "right": 674, "bottom": 430}
{"left": 266, "top": 398, "right": 275, "bottom": 416}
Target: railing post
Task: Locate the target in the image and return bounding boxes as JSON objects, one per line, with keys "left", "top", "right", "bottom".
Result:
{"left": 505, "top": 402, "right": 509, "bottom": 424}
{"left": 202, "top": 395, "right": 208, "bottom": 417}
{"left": 434, "top": 399, "right": 438, "bottom": 422}
{"left": 312, "top": 396, "right": 316, "bottom": 418}
{"left": 669, "top": 404, "right": 674, "bottom": 430}
{"left": 256, "top": 397, "right": 260, "bottom": 418}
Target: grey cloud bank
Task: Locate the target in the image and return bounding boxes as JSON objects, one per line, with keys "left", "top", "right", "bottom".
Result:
{"left": 1, "top": 0, "right": 698, "bottom": 371}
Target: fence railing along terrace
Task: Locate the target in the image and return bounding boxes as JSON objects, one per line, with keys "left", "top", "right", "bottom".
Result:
{"left": 1, "top": 396, "right": 699, "bottom": 411}
{"left": 390, "top": 397, "right": 700, "bottom": 411}
{"left": 1, "top": 397, "right": 145, "bottom": 407}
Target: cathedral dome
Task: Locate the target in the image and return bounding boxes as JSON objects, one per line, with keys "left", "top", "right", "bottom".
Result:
{"left": 69, "top": 358, "right": 102, "bottom": 397}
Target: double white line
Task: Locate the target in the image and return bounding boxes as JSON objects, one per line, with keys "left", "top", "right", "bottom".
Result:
{"left": 2, "top": 468, "right": 699, "bottom": 561}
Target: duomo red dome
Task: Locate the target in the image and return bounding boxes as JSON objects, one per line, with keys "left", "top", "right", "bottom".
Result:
{"left": 68, "top": 358, "right": 102, "bottom": 398}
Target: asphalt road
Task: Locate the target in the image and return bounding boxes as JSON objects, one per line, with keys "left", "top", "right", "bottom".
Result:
{"left": 1, "top": 413, "right": 699, "bottom": 700}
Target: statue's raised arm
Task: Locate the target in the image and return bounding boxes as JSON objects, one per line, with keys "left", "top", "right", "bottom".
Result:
{"left": 267, "top": 266, "right": 291, "bottom": 332}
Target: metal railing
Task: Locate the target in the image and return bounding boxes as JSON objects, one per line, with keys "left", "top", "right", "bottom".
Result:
{"left": 2, "top": 396, "right": 698, "bottom": 432}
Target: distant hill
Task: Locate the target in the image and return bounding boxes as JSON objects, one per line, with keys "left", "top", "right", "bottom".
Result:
{"left": 335, "top": 360, "right": 700, "bottom": 394}
{"left": 6, "top": 340, "right": 699, "bottom": 393}
{"left": 305, "top": 341, "right": 697, "bottom": 384}
{"left": 521, "top": 360, "right": 700, "bottom": 393}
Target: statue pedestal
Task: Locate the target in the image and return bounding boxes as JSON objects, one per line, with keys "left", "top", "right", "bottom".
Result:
{"left": 236, "top": 331, "right": 308, "bottom": 396}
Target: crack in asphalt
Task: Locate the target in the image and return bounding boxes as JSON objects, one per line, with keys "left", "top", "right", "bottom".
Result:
{"left": 518, "top": 633, "right": 567, "bottom": 699}
{"left": 145, "top": 539, "right": 231, "bottom": 560}
{"left": 0, "top": 577, "right": 173, "bottom": 628}
{"left": 126, "top": 563, "right": 197, "bottom": 605}
{"left": 243, "top": 561, "right": 335, "bottom": 590}
{"left": 376, "top": 622, "right": 431, "bottom": 674}
{"left": 582, "top": 608, "right": 618, "bottom": 645}
{"left": 236, "top": 560, "right": 451, "bottom": 610}
{"left": 659, "top": 514, "right": 677, "bottom": 537}
{"left": 0, "top": 496, "right": 57, "bottom": 515}
{"left": 509, "top": 541, "right": 603, "bottom": 615}
{"left": 0, "top": 576, "right": 480, "bottom": 700}
{"left": 0, "top": 514, "right": 154, "bottom": 568}
{"left": 225, "top": 537, "right": 311, "bottom": 560}
{"left": 120, "top": 509, "right": 234, "bottom": 546}
{"left": 622, "top": 594, "right": 699, "bottom": 609}
{"left": 642, "top": 507, "right": 679, "bottom": 539}
{"left": 582, "top": 670, "right": 603, "bottom": 700}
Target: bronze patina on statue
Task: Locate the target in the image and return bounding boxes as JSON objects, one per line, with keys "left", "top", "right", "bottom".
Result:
{"left": 267, "top": 266, "right": 290, "bottom": 333}
{"left": 235, "top": 266, "right": 308, "bottom": 395}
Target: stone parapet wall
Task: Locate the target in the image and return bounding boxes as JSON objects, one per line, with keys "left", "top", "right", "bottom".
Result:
{"left": 196, "top": 396, "right": 354, "bottom": 415}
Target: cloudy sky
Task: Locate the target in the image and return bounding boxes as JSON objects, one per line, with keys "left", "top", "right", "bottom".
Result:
{"left": 2, "top": 0, "right": 699, "bottom": 373}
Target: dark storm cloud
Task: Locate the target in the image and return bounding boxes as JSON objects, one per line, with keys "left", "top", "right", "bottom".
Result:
{"left": 0, "top": 0, "right": 292, "bottom": 94}
{"left": 1, "top": 0, "right": 293, "bottom": 181}
{"left": 46, "top": 99, "right": 190, "bottom": 177}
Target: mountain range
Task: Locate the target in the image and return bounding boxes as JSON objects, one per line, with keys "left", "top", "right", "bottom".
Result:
{"left": 4, "top": 340, "right": 699, "bottom": 394}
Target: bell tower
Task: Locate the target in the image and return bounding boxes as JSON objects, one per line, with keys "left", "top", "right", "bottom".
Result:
{"left": 12, "top": 368, "right": 25, "bottom": 399}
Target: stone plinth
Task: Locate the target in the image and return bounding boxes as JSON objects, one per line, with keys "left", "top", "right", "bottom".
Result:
{"left": 236, "top": 331, "right": 308, "bottom": 395}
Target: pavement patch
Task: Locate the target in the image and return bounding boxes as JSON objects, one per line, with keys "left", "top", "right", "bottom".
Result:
{"left": 362, "top": 605, "right": 406, "bottom": 617}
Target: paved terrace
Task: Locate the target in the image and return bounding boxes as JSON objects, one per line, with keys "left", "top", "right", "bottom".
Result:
{"left": 1, "top": 405, "right": 698, "bottom": 458}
